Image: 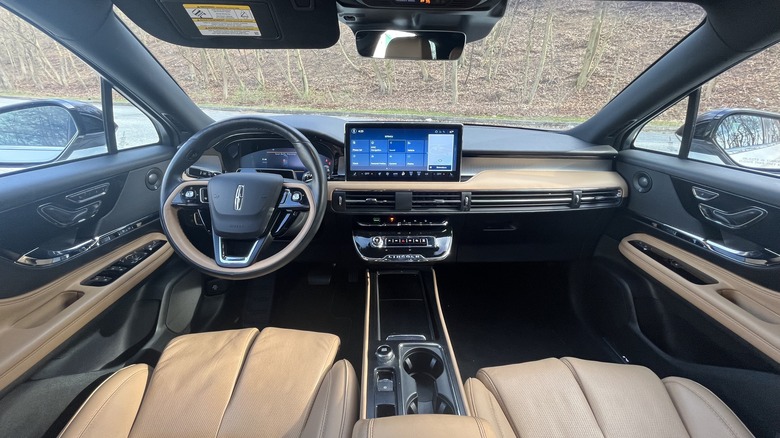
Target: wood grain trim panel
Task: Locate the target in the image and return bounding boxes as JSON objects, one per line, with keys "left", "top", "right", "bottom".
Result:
{"left": 0, "top": 233, "right": 173, "bottom": 391}
{"left": 328, "top": 170, "right": 627, "bottom": 199}
{"left": 619, "top": 233, "right": 780, "bottom": 364}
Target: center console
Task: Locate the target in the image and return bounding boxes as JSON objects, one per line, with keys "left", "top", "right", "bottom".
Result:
{"left": 362, "top": 269, "right": 467, "bottom": 419}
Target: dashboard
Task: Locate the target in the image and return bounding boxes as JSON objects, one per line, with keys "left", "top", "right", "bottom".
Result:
{"left": 182, "top": 116, "right": 628, "bottom": 264}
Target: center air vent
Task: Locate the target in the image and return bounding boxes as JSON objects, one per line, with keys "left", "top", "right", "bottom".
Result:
{"left": 343, "top": 191, "right": 395, "bottom": 211}
{"left": 470, "top": 188, "right": 622, "bottom": 211}
{"left": 333, "top": 188, "right": 621, "bottom": 213}
{"left": 411, "top": 192, "right": 463, "bottom": 211}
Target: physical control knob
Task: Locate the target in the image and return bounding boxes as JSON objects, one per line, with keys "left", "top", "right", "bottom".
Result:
{"left": 376, "top": 345, "right": 394, "bottom": 363}
{"left": 371, "top": 236, "right": 383, "bottom": 247}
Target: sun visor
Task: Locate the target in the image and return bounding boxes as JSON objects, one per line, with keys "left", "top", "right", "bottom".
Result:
{"left": 114, "top": 0, "right": 339, "bottom": 49}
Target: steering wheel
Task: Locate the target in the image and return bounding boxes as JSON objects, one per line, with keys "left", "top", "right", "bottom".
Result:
{"left": 159, "top": 116, "right": 328, "bottom": 280}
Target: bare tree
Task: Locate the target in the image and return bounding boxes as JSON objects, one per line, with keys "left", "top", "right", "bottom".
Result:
{"left": 576, "top": 3, "right": 606, "bottom": 91}
{"left": 527, "top": 7, "right": 554, "bottom": 105}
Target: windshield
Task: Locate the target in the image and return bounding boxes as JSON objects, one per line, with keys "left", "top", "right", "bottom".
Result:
{"left": 129, "top": 0, "right": 703, "bottom": 129}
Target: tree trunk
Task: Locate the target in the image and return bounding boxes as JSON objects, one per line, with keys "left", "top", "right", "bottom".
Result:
{"left": 576, "top": 4, "right": 606, "bottom": 91}
{"left": 527, "top": 8, "right": 554, "bottom": 105}
{"left": 449, "top": 61, "right": 458, "bottom": 104}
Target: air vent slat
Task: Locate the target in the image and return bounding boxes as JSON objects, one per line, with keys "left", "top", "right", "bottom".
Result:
{"left": 343, "top": 191, "right": 396, "bottom": 211}
{"left": 411, "top": 192, "right": 463, "bottom": 211}
{"left": 471, "top": 188, "right": 621, "bottom": 211}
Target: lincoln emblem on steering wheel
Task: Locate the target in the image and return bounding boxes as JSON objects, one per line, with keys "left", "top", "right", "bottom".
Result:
{"left": 234, "top": 184, "right": 245, "bottom": 211}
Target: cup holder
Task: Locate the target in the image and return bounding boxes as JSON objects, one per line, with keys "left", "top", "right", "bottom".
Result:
{"left": 403, "top": 348, "right": 454, "bottom": 415}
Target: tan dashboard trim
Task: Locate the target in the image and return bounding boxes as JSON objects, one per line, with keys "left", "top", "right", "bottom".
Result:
{"left": 619, "top": 233, "right": 780, "bottom": 364}
{"left": 328, "top": 169, "right": 627, "bottom": 199}
{"left": 0, "top": 233, "right": 173, "bottom": 391}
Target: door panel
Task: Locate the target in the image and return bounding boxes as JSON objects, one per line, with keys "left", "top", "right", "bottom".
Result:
{"left": 0, "top": 232, "right": 172, "bottom": 391}
{"left": 0, "top": 145, "right": 176, "bottom": 392}
{"left": 591, "top": 149, "right": 780, "bottom": 436}
{"left": 0, "top": 147, "right": 172, "bottom": 297}
{"left": 614, "top": 147, "right": 780, "bottom": 354}
{"left": 617, "top": 149, "right": 780, "bottom": 291}
{"left": 619, "top": 233, "right": 780, "bottom": 363}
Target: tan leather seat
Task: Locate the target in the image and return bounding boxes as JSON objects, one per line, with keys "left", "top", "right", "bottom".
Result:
{"left": 59, "top": 327, "right": 358, "bottom": 438}
{"left": 465, "top": 357, "right": 753, "bottom": 438}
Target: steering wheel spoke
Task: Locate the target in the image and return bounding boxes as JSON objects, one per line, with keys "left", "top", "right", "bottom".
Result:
{"left": 170, "top": 181, "right": 210, "bottom": 208}
{"left": 278, "top": 181, "right": 311, "bottom": 212}
{"left": 212, "top": 234, "right": 273, "bottom": 268}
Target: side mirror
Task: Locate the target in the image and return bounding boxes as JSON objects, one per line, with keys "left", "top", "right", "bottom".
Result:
{"left": 355, "top": 30, "right": 466, "bottom": 60}
{"left": 0, "top": 100, "right": 107, "bottom": 169}
{"left": 706, "top": 111, "right": 780, "bottom": 170}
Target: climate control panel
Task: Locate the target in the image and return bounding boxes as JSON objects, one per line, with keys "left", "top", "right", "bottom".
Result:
{"left": 352, "top": 216, "right": 452, "bottom": 263}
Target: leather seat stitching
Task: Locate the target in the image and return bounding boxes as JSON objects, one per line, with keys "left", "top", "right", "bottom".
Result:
{"left": 337, "top": 361, "right": 350, "bottom": 438}
{"left": 560, "top": 358, "right": 607, "bottom": 438}
{"left": 466, "top": 380, "right": 480, "bottom": 421}
{"left": 213, "top": 329, "right": 259, "bottom": 438}
{"left": 299, "top": 338, "right": 340, "bottom": 436}
{"left": 477, "top": 370, "right": 520, "bottom": 438}
{"left": 368, "top": 418, "right": 375, "bottom": 438}
{"left": 74, "top": 367, "right": 147, "bottom": 438}
{"left": 473, "top": 416, "right": 486, "bottom": 438}
{"left": 316, "top": 362, "right": 335, "bottom": 438}
{"left": 665, "top": 380, "right": 740, "bottom": 438}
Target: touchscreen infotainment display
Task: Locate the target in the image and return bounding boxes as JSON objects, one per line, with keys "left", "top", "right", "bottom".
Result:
{"left": 345, "top": 123, "right": 462, "bottom": 181}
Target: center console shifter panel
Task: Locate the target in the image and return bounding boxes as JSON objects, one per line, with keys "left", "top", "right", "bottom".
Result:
{"left": 364, "top": 269, "right": 467, "bottom": 418}
{"left": 353, "top": 216, "right": 453, "bottom": 263}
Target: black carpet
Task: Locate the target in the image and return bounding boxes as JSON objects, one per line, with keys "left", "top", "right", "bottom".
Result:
{"left": 241, "top": 263, "right": 366, "bottom": 374}
{"left": 435, "top": 263, "right": 619, "bottom": 380}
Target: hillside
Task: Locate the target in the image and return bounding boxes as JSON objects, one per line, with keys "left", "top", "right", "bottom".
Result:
{"left": 0, "top": 0, "right": 778, "bottom": 125}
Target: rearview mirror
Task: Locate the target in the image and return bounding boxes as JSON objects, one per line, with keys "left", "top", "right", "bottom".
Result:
{"left": 355, "top": 30, "right": 466, "bottom": 60}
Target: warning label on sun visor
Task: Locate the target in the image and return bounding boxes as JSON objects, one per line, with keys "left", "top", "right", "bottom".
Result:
{"left": 183, "top": 4, "right": 261, "bottom": 37}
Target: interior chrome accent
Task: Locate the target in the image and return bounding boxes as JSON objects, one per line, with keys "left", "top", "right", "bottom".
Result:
{"left": 386, "top": 334, "right": 427, "bottom": 341}
{"left": 691, "top": 186, "right": 719, "bottom": 201}
{"left": 355, "top": 219, "right": 449, "bottom": 227}
{"left": 637, "top": 218, "right": 780, "bottom": 267}
{"left": 698, "top": 204, "right": 767, "bottom": 229}
{"left": 37, "top": 201, "right": 102, "bottom": 227}
{"left": 65, "top": 182, "right": 110, "bottom": 204}
{"left": 15, "top": 214, "right": 159, "bottom": 267}
{"left": 212, "top": 235, "right": 264, "bottom": 268}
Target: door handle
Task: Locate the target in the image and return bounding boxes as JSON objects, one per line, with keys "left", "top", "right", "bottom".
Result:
{"left": 698, "top": 204, "right": 767, "bottom": 229}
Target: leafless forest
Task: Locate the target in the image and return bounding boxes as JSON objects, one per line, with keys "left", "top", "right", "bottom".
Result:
{"left": 0, "top": 1, "right": 777, "bottom": 123}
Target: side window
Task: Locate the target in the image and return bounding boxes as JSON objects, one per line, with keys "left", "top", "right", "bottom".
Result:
{"left": 634, "top": 43, "right": 780, "bottom": 173}
{"left": 113, "top": 90, "right": 159, "bottom": 150}
{"left": 0, "top": 8, "right": 159, "bottom": 176}
{"left": 633, "top": 97, "right": 689, "bottom": 155}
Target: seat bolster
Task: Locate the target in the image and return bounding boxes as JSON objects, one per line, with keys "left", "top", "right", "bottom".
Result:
{"left": 663, "top": 377, "right": 754, "bottom": 438}
{"left": 301, "top": 359, "right": 359, "bottom": 438}
{"left": 59, "top": 364, "right": 150, "bottom": 438}
{"left": 464, "top": 378, "right": 516, "bottom": 438}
